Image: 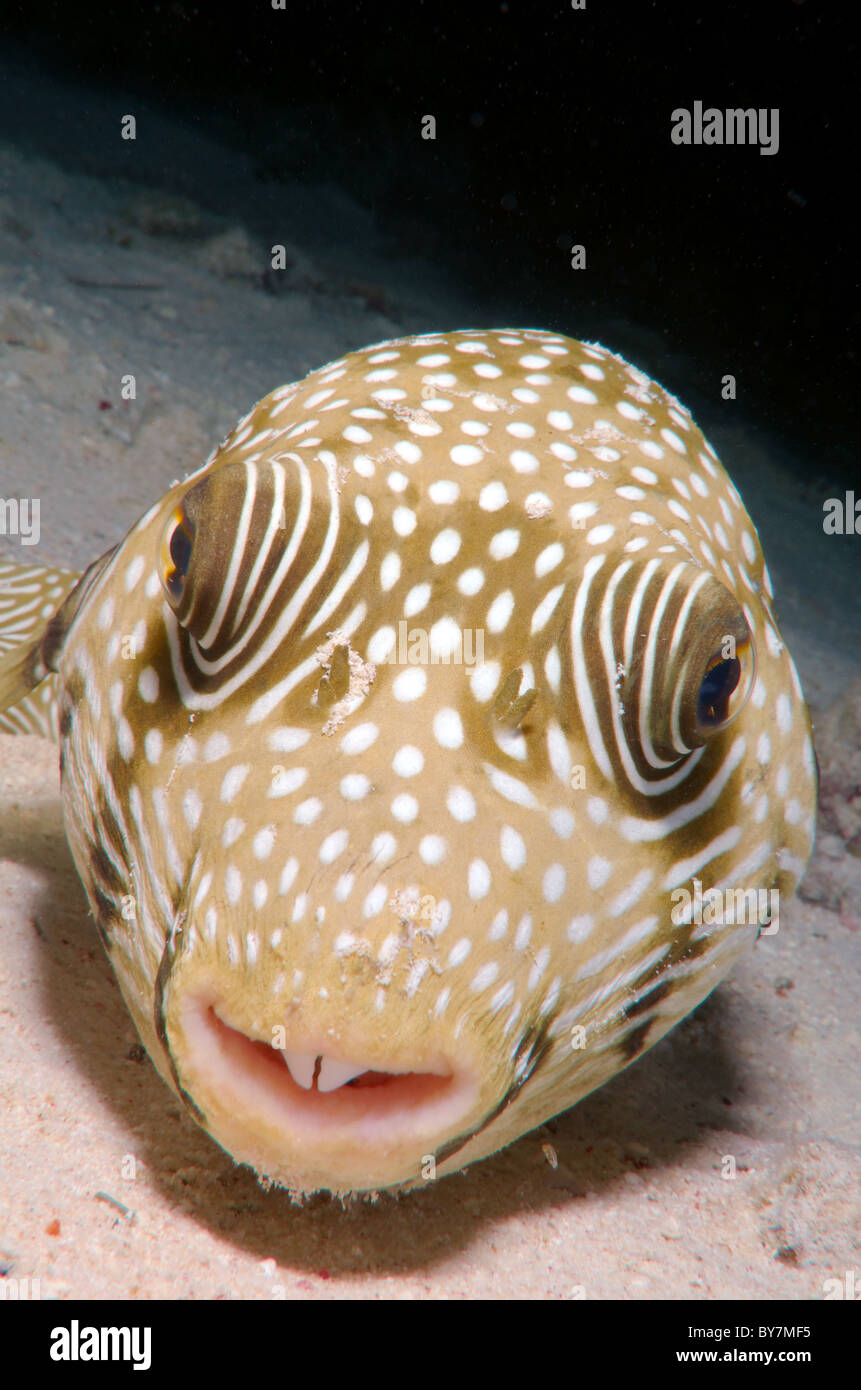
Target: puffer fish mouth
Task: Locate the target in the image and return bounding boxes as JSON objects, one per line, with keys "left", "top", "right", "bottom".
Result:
{"left": 171, "top": 990, "right": 483, "bottom": 1191}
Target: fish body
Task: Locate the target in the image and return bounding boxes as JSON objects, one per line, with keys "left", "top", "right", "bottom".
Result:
{"left": 0, "top": 329, "right": 817, "bottom": 1195}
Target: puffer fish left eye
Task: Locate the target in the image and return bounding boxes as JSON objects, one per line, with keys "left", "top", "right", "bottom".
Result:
{"left": 612, "top": 561, "right": 756, "bottom": 768}
{"left": 697, "top": 651, "right": 744, "bottom": 729}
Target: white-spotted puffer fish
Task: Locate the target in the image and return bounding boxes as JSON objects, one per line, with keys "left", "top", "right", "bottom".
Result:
{"left": 0, "top": 330, "right": 817, "bottom": 1197}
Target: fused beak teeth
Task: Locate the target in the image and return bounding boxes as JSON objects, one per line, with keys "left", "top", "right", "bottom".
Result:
{"left": 316, "top": 1057, "right": 368, "bottom": 1092}
{"left": 281, "top": 1050, "right": 367, "bottom": 1092}
{"left": 282, "top": 1049, "right": 316, "bottom": 1090}
{"left": 171, "top": 995, "right": 485, "bottom": 1190}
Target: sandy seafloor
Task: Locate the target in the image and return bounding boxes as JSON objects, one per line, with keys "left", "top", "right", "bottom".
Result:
{"left": 0, "top": 64, "right": 858, "bottom": 1302}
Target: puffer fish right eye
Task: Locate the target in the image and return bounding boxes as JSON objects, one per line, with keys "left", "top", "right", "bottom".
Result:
{"left": 697, "top": 653, "right": 744, "bottom": 729}
{"left": 609, "top": 562, "right": 755, "bottom": 768}
{"left": 162, "top": 508, "right": 193, "bottom": 604}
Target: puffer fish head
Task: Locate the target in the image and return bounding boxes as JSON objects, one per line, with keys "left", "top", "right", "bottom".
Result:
{"left": 51, "top": 330, "right": 816, "bottom": 1195}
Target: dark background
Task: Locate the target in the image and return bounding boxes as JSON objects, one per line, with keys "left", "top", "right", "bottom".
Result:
{"left": 1, "top": 0, "right": 855, "bottom": 479}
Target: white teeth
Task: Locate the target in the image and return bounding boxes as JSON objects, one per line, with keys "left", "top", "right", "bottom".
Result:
{"left": 317, "top": 1057, "right": 368, "bottom": 1092}
{"left": 282, "top": 1049, "right": 316, "bottom": 1090}
{"left": 281, "top": 1049, "right": 369, "bottom": 1092}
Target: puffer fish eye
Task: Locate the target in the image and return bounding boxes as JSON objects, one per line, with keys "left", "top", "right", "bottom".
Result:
{"left": 614, "top": 564, "right": 756, "bottom": 766}
{"left": 157, "top": 460, "right": 298, "bottom": 658}
{"left": 698, "top": 654, "right": 740, "bottom": 726}
{"left": 694, "top": 626, "right": 755, "bottom": 742}
{"left": 161, "top": 507, "right": 194, "bottom": 604}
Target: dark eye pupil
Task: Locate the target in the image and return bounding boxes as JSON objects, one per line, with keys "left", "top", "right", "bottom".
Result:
{"left": 169, "top": 523, "right": 192, "bottom": 576}
{"left": 697, "top": 657, "right": 741, "bottom": 726}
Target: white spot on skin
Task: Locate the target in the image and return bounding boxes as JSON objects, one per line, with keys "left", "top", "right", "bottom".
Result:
{"left": 393, "top": 745, "right": 424, "bottom": 777}
{"left": 404, "top": 583, "right": 431, "bottom": 617}
{"left": 371, "top": 832, "right": 397, "bottom": 863}
{"left": 253, "top": 826, "right": 276, "bottom": 859}
{"left": 363, "top": 883, "right": 388, "bottom": 918}
{"left": 567, "top": 915, "right": 594, "bottom": 943}
{"left": 269, "top": 727, "right": 311, "bottom": 753}
{"left": 393, "top": 506, "right": 417, "bottom": 537}
{"left": 500, "top": 825, "right": 527, "bottom": 870}
{"left": 320, "top": 829, "right": 349, "bottom": 864}
{"left": 448, "top": 938, "right": 472, "bottom": 967}
{"left": 514, "top": 915, "right": 532, "bottom": 950}
{"left": 488, "top": 909, "right": 508, "bottom": 940}
{"left": 204, "top": 733, "right": 231, "bottom": 761}
{"left": 144, "top": 729, "right": 163, "bottom": 764}
{"left": 447, "top": 786, "right": 476, "bottom": 822}
{"left": 430, "top": 528, "right": 462, "bottom": 564}
{"left": 530, "top": 583, "right": 565, "bottom": 634}
{"left": 547, "top": 723, "right": 571, "bottom": 784}
{"left": 451, "top": 443, "right": 484, "bottom": 467}
{"left": 510, "top": 450, "right": 539, "bottom": 473}
{"left": 525, "top": 492, "right": 553, "bottom": 518}
{"left": 340, "top": 773, "right": 371, "bottom": 800}
{"left": 393, "top": 668, "right": 427, "bottom": 702}
{"left": 391, "top": 794, "right": 419, "bottom": 824}
{"left": 433, "top": 708, "right": 463, "bottom": 749}
{"left": 368, "top": 626, "right": 396, "bottom": 662}
{"left": 341, "top": 723, "right": 379, "bottom": 754}
{"left": 535, "top": 543, "right": 564, "bottom": 577}
{"left": 661, "top": 428, "right": 687, "bottom": 453}
{"left": 125, "top": 555, "right": 145, "bottom": 592}
{"left": 486, "top": 590, "right": 515, "bottom": 633}
{"left": 279, "top": 858, "right": 299, "bottom": 895}
{"left": 470, "top": 961, "right": 498, "bottom": 991}
{"left": 528, "top": 948, "right": 551, "bottom": 990}
{"left": 467, "top": 661, "right": 500, "bottom": 706}
{"left": 429, "top": 480, "right": 459, "bottom": 504}
{"left": 221, "top": 764, "right": 250, "bottom": 803}
{"left": 380, "top": 552, "right": 401, "bottom": 591}
{"left": 468, "top": 859, "right": 492, "bottom": 900}
{"left": 587, "top": 857, "right": 612, "bottom": 889}
{"left": 225, "top": 866, "right": 242, "bottom": 905}
{"left": 138, "top": 668, "right": 159, "bottom": 702}
{"left": 550, "top": 806, "right": 574, "bottom": 838}
{"left": 420, "top": 835, "right": 448, "bottom": 865}
{"left": 268, "top": 766, "right": 308, "bottom": 798}
{"left": 222, "top": 818, "right": 244, "bottom": 849}
{"left": 479, "top": 481, "right": 508, "bottom": 511}
{"left": 543, "top": 864, "right": 566, "bottom": 903}
{"left": 566, "top": 385, "right": 598, "bottom": 405}
{"left": 458, "top": 567, "right": 485, "bottom": 596}
{"left": 547, "top": 409, "right": 573, "bottom": 429}
{"left": 587, "top": 523, "right": 615, "bottom": 545}
{"left": 489, "top": 528, "right": 520, "bottom": 560}
{"left": 395, "top": 441, "right": 422, "bottom": 465}
{"left": 569, "top": 501, "right": 599, "bottom": 525}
